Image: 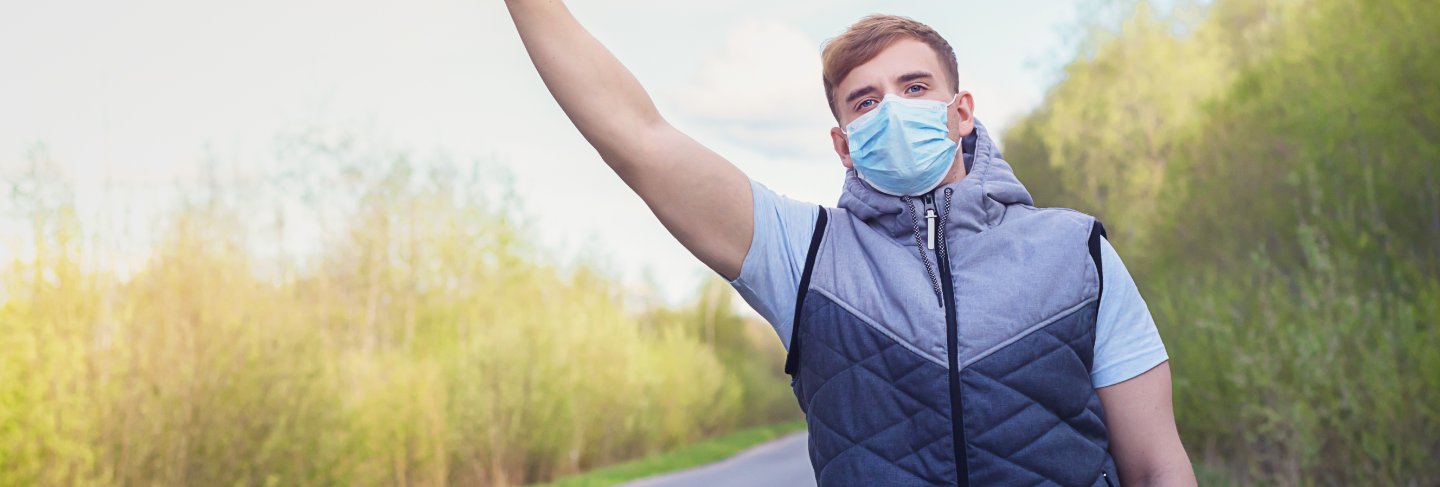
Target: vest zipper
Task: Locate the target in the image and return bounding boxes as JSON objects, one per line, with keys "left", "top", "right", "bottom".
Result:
{"left": 925, "top": 208, "right": 937, "bottom": 249}
{"left": 925, "top": 190, "right": 968, "bottom": 487}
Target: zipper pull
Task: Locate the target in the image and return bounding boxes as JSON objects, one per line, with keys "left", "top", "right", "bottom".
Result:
{"left": 925, "top": 209, "right": 937, "bottom": 250}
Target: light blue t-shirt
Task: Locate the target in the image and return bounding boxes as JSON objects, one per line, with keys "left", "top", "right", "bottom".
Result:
{"left": 729, "top": 179, "right": 1168, "bottom": 388}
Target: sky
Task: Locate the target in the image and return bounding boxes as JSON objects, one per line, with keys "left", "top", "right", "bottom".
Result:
{"left": 0, "top": 0, "right": 1093, "bottom": 305}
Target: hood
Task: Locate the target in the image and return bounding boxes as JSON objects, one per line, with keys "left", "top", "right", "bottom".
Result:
{"left": 836, "top": 119, "right": 1033, "bottom": 241}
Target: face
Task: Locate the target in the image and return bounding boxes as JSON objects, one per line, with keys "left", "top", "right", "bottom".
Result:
{"left": 829, "top": 38, "right": 975, "bottom": 180}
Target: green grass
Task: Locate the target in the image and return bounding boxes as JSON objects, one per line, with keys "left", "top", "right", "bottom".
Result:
{"left": 534, "top": 420, "right": 808, "bottom": 487}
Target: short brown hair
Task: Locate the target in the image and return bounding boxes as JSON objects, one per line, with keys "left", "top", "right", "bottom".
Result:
{"left": 821, "top": 15, "right": 959, "bottom": 121}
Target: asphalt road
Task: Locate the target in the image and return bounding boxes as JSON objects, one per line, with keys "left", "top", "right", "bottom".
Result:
{"left": 622, "top": 432, "right": 817, "bottom": 487}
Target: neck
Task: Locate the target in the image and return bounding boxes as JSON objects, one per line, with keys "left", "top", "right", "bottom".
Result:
{"left": 936, "top": 131, "right": 974, "bottom": 186}
{"left": 938, "top": 156, "right": 968, "bottom": 186}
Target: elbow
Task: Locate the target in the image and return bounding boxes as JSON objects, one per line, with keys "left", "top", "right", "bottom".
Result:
{"left": 1124, "top": 463, "right": 1198, "bottom": 487}
{"left": 632, "top": 107, "right": 668, "bottom": 138}
{"left": 579, "top": 105, "right": 666, "bottom": 152}
{"left": 1116, "top": 446, "right": 1197, "bottom": 487}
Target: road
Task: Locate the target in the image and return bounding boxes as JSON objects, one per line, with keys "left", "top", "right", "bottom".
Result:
{"left": 622, "top": 432, "right": 817, "bottom": 487}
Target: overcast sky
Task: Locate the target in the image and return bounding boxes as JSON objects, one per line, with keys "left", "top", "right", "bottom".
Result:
{"left": 1, "top": 0, "right": 1091, "bottom": 304}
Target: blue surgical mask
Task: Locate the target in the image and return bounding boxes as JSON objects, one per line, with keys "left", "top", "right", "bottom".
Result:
{"left": 844, "top": 94, "right": 959, "bottom": 196}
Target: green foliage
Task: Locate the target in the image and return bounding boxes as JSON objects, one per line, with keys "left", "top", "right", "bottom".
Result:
{"left": 1028, "top": 1, "right": 1235, "bottom": 248}
{"left": 1005, "top": 0, "right": 1439, "bottom": 484}
{"left": 1151, "top": 238, "right": 1440, "bottom": 484}
{"left": 0, "top": 139, "right": 798, "bottom": 486}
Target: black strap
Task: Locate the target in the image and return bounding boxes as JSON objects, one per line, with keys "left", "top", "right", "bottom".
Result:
{"left": 1088, "top": 220, "right": 1107, "bottom": 301}
{"left": 784, "top": 206, "right": 829, "bottom": 376}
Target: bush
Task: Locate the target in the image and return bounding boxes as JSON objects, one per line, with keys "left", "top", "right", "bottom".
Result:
{"left": 0, "top": 138, "right": 798, "bottom": 486}
{"left": 1004, "top": 0, "right": 1440, "bottom": 483}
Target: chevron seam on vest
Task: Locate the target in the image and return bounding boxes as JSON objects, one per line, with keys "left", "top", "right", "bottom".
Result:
{"left": 809, "top": 285, "right": 947, "bottom": 368}
{"left": 959, "top": 297, "right": 1098, "bottom": 370}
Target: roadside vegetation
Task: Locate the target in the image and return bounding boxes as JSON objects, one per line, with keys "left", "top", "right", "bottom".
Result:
{"left": 1005, "top": 0, "right": 1439, "bottom": 483}
{"left": 0, "top": 134, "right": 799, "bottom": 486}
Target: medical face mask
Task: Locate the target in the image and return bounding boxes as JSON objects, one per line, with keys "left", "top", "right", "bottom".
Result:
{"left": 844, "top": 94, "right": 960, "bottom": 196}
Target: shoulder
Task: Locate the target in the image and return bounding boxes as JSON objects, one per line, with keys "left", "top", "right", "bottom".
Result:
{"left": 1001, "top": 203, "right": 1097, "bottom": 234}
{"left": 747, "top": 179, "right": 822, "bottom": 248}
{"left": 995, "top": 204, "right": 1103, "bottom": 254}
{"left": 1092, "top": 235, "right": 1168, "bottom": 388}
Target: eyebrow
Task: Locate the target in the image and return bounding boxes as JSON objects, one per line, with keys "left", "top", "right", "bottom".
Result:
{"left": 843, "top": 71, "right": 937, "bottom": 105}
{"left": 844, "top": 85, "right": 878, "bottom": 105}
{"left": 897, "top": 71, "right": 934, "bottom": 84}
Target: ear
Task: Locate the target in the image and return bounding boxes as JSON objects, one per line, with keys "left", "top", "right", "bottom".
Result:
{"left": 951, "top": 90, "right": 975, "bottom": 139}
{"left": 831, "top": 126, "right": 853, "bottom": 169}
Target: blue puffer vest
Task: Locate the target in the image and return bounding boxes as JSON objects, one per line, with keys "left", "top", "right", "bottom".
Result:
{"left": 785, "top": 120, "right": 1118, "bottom": 486}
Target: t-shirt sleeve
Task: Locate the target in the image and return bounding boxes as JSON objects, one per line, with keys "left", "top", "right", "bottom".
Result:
{"left": 1091, "top": 236, "right": 1170, "bottom": 388}
{"left": 728, "top": 178, "right": 820, "bottom": 351}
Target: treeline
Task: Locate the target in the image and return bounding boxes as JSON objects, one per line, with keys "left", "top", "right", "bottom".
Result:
{"left": 1004, "top": 0, "right": 1439, "bottom": 484}
{"left": 0, "top": 134, "right": 798, "bottom": 486}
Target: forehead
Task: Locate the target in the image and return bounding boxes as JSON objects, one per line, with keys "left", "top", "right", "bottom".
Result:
{"left": 836, "top": 38, "right": 946, "bottom": 94}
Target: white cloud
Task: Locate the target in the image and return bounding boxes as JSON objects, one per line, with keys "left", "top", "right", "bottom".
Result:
{"left": 665, "top": 19, "right": 838, "bottom": 162}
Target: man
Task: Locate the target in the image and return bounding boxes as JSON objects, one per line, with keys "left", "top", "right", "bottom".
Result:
{"left": 504, "top": 2, "right": 1196, "bottom": 485}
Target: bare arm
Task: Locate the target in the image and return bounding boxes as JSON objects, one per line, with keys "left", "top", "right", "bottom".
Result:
{"left": 504, "top": 0, "right": 753, "bottom": 279}
{"left": 1097, "top": 361, "right": 1197, "bottom": 486}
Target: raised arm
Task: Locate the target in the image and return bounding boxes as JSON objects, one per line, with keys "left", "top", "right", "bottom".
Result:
{"left": 504, "top": 0, "right": 753, "bottom": 279}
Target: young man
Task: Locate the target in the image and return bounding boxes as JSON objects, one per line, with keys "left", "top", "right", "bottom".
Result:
{"left": 504, "top": 2, "right": 1195, "bottom": 485}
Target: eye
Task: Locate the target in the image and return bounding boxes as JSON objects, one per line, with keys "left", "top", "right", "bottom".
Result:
{"left": 906, "top": 84, "right": 927, "bottom": 94}
{"left": 856, "top": 99, "right": 877, "bottom": 111}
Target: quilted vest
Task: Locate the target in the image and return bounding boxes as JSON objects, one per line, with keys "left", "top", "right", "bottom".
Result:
{"left": 784, "top": 121, "right": 1119, "bottom": 486}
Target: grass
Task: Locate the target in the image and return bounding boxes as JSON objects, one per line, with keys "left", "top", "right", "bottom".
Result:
{"left": 535, "top": 420, "right": 808, "bottom": 487}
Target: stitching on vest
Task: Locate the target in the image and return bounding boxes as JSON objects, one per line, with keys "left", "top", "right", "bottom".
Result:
{"left": 961, "top": 322, "right": 1113, "bottom": 483}
{"left": 960, "top": 297, "right": 1098, "bottom": 370}
{"left": 809, "top": 286, "right": 948, "bottom": 368}
{"left": 806, "top": 410, "right": 940, "bottom": 483}
{"left": 794, "top": 301, "right": 954, "bottom": 478}
{"left": 976, "top": 126, "right": 996, "bottom": 229}
{"left": 979, "top": 156, "right": 992, "bottom": 229}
